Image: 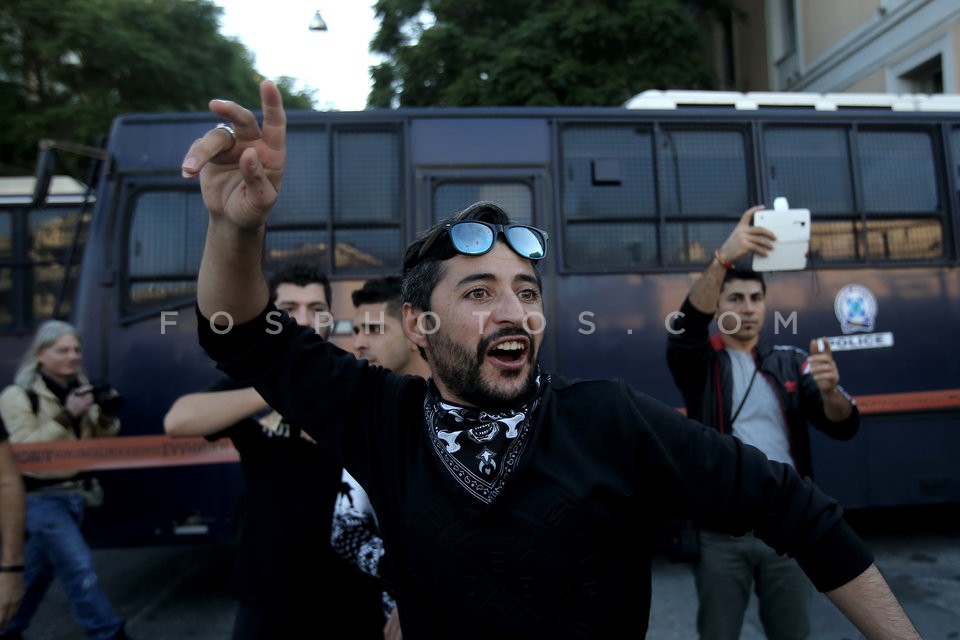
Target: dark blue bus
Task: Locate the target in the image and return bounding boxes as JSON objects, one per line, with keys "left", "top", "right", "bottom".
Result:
{"left": 4, "top": 90, "right": 959, "bottom": 545}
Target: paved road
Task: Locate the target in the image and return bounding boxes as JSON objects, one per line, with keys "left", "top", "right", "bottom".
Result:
{"left": 23, "top": 506, "right": 960, "bottom": 639}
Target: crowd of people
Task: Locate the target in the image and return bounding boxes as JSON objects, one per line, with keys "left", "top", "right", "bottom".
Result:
{"left": 0, "top": 79, "right": 923, "bottom": 639}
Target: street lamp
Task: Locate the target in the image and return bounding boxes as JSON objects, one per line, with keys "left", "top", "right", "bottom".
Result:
{"left": 309, "top": 10, "right": 327, "bottom": 31}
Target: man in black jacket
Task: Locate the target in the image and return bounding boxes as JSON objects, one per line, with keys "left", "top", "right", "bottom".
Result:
{"left": 667, "top": 206, "right": 859, "bottom": 640}
{"left": 178, "top": 81, "right": 918, "bottom": 639}
{"left": 164, "top": 263, "right": 383, "bottom": 640}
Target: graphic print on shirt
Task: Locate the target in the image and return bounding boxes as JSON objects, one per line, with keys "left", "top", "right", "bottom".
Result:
{"left": 257, "top": 410, "right": 293, "bottom": 438}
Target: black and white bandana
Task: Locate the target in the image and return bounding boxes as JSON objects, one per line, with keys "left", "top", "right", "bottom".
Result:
{"left": 424, "top": 372, "right": 547, "bottom": 505}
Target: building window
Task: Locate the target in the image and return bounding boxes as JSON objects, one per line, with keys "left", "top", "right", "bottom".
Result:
{"left": 766, "top": 0, "right": 800, "bottom": 89}
{"left": 900, "top": 55, "right": 944, "bottom": 95}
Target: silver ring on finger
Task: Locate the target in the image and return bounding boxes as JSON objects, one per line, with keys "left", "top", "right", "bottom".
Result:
{"left": 215, "top": 123, "right": 237, "bottom": 151}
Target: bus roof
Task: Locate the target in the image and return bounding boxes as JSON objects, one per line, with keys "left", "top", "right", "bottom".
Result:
{"left": 624, "top": 90, "right": 960, "bottom": 112}
{"left": 0, "top": 175, "right": 93, "bottom": 205}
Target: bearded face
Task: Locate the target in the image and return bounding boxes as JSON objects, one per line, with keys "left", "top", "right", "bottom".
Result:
{"left": 427, "top": 324, "right": 540, "bottom": 409}
{"left": 412, "top": 242, "right": 545, "bottom": 409}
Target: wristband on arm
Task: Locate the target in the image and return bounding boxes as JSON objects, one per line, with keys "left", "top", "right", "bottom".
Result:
{"left": 713, "top": 249, "right": 733, "bottom": 270}
{"left": 0, "top": 565, "right": 24, "bottom": 572}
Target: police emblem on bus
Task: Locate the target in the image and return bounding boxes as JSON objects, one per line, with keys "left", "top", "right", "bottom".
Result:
{"left": 834, "top": 284, "right": 878, "bottom": 334}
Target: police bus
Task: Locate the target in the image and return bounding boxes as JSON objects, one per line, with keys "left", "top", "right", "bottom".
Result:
{"left": 5, "top": 90, "right": 959, "bottom": 545}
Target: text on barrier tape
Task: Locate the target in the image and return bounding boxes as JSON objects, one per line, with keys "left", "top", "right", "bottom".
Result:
{"left": 12, "top": 435, "right": 239, "bottom": 474}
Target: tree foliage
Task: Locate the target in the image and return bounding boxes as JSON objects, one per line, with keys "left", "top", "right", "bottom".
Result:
{"left": 370, "top": 0, "right": 732, "bottom": 108}
{"left": 0, "top": 0, "right": 314, "bottom": 176}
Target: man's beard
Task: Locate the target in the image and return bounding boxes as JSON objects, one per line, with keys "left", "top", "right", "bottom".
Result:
{"left": 427, "top": 327, "right": 539, "bottom": 409}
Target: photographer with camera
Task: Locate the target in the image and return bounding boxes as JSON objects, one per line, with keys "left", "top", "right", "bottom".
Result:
{"left": 0, "top": 320, "right": 132, "bottom": 640}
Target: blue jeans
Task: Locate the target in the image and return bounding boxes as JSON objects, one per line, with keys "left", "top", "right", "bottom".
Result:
{"left": 694, "top": 530, "right": 811, "bottom": 640}
{"left": 0, "top": 493, "right": 123, "bottom": 640}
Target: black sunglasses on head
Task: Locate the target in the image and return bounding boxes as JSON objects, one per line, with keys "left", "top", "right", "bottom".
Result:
{"left": 407, "top": 221, "right": 549, "bottom": 271}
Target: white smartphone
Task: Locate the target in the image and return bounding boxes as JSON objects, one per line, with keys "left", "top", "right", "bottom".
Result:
{"left": 751, "top": 197, "right": 811, "bottom": 272}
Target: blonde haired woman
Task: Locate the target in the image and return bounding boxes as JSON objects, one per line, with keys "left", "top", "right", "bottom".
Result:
{"left": 0, "top": 320, "right": 130, "bottom": 640}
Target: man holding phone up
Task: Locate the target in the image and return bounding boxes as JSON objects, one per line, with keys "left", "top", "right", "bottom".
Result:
{"left": 666, "top": 206, "right": 860, "bottom": 640}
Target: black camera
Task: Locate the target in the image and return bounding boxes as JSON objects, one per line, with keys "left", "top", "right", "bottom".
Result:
{"left": 89, "top": 381, "right": 124, "bottom": 415}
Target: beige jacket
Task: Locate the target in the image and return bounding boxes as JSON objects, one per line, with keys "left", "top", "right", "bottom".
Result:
{"left": 0, "top": 376, "right": 121, "bottom": 481}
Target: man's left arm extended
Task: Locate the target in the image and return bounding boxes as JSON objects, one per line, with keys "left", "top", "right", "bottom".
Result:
{"left": 635, "top": 386, "right": 917, "bottom": 638}
{"left": 825, "top": 564, "right": 920, "bottom": 639}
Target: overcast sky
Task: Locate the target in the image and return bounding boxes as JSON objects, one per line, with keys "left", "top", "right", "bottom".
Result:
{"left": 213, "top": 1, "right": 382, "bottom": 110}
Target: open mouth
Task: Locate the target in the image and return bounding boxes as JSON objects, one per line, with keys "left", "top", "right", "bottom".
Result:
{"left": 486, "top": 337, "right": 529, "bottom": 369}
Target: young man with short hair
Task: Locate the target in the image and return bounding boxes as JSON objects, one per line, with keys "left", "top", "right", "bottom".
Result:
{"left": 164, "top": 262, "right": 382, "bottom": 640}
{"left": 667, "top": 207, "right": 859, "bottom": 640}
{"left": 350, "top": 276, "right": 430, "bottom": 379}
